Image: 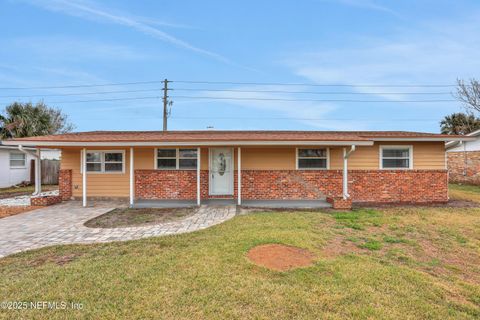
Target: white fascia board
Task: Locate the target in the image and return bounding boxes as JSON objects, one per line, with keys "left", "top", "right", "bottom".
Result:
{"left": 372, "top": 137, "right": 476, "bottom": 142}
{"left": 467, "top": 129, "right": 480, "bottom": 137}
{"left": 1, "top": 140, "right": 374, "bottom": 147}
{"left": 0, "top": 145, "right": 36, "bottom": 150}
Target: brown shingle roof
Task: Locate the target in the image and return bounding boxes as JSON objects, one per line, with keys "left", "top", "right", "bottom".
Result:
{"left": 3, "top": 130, "right": 465, "bottom": 143}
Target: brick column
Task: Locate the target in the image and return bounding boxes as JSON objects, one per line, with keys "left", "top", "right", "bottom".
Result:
{"left": 59, "top": 169, "right": 72, "bottom": 200}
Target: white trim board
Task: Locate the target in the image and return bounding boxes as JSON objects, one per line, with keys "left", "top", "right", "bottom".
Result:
{"left": 2, "top": 140, "right": 375, "bottom": 147}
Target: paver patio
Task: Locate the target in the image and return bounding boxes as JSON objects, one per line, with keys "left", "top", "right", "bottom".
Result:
{"left": 0, "top": 201, "right": 236, "bottom": 258}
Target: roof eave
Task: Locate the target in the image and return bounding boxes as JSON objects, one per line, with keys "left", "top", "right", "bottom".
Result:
{"left": 372, "top": 137, "right": 476, "bottom": 142}
{"left": 1, "top": 140, "right": 374, "bottom": 147}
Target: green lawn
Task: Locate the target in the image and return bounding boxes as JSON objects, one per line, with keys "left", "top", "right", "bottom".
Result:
{"left": 449, "top": 183, "right": 480, "bottom": 203}
{"left": 0, "top": 196, "right": 479, "bottom": 318}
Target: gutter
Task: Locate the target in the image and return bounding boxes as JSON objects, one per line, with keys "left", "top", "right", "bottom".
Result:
{"left": 17, "top": 145, "right": 41, "bottom": 195}
{"left": 343, "top": 145, "right": 356, "bottom": 199}
{"left": 18, "top": 145, "right": 38, "bottom": 158}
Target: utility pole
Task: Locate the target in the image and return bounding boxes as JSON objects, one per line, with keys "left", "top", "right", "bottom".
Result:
{"left": 162, "top": 78, "right": 169, "bottom": 131}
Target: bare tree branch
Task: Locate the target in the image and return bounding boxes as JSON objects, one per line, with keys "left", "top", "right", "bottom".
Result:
{"left": 455, "top": 78, "right": 480, "bottom": 113}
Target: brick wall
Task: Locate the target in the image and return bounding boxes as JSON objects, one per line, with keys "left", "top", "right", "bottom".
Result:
{"left": 327, "top": 197, "right": 353, "bottom": 209}
{"left": 136, "top": 170, "right": 238, "bottom": 200}
{"left": 135, "top": 170, "right": 198, "bottom": 200}
{"left": 349, "top": 170, "right": 448, "bottom": 203}
{"left": 31, "top": 195, "right": 62, "bottom": 206}
{"left": 241, "top": 170, "right": 342, "bottom": 200}
{"left": 447, "top": 151, "right": 480, "bottom": 185}
{"left": 135, "top": 169, "right": 447, "bottom": 204}
{"left": 59, "top": 169, "right": 72, "bottom": 200}
{"left": 241, "top": 170, "right": 447, "bottom": 203}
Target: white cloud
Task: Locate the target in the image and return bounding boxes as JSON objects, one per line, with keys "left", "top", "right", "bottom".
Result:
{"left": 283, "top": 15, "right": 480, "bottom": 102}
{"left": 11, "top": 36, "right": 148, "bottom": 61}
{"left": 319, "top": 0, "right": 399, "bottom": 16}
{"left": 21, "top": 0, "right": 231, "bottom": 63}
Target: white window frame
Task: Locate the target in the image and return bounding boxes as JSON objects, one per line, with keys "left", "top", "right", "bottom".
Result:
{"left": 9, "top": 152, "right": 26, "bottom": 168}
{"left": 154, "top": 148, "right": 198, "bottom": 170}
{"left": 379, "top": 145, "right": 413, "bottom": 170}
{"left": 80, "top": 150, "right": 125, "bottom": 174}
{"left": 296, "top": 147, "right": 330, "bottom": 170}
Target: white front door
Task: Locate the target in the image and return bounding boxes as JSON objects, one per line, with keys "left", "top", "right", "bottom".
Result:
{"left": 209, "top": 148, "right": 233, "bottom": 195}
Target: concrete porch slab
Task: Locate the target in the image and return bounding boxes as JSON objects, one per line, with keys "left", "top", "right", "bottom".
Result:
{"left": 241, "top": 200, "right": 332, "bottom": 209}
{"left": 202, "top": 199, "right": 236, "bottom": 206}
{"left": 133, "top": 200, "right": 197, "bottom": 208}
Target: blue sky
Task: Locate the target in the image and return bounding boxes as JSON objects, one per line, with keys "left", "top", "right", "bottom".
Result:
{"left": 1, "top": 0, "right": 479, "bottom": 132}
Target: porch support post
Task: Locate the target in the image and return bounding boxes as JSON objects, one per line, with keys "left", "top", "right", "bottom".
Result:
{"left": 82, "top": 148, "right": 87, "bottom": 207}
{"left": 35, "top": 148, "right": 42, "bottom": 195}
{"left": 129, "top": 147, "right": 134, "bottom": 207}
{"left": 343, "top": 145, "right": 356, "bottom": 200}
{"left": 197, "top": 147, "right": 201, "bottom": 206}
{"left": 237, "top": 147, "right": 241, "bottom": 205}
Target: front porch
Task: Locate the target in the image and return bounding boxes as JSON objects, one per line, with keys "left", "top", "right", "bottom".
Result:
{"left": 130, "top": 146, "right": 355, "bottom": 208}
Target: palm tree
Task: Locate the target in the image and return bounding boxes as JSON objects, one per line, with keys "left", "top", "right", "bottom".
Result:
{"left": 0, "top": 101, "right": 74, "bottom": 139}
{"left": 440, "top": 112, "right": 480, "bottom": 135}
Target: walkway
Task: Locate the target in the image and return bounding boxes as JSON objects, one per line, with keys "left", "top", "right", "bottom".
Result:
{"left": 0, "top": 202, "right": 236, "bottom": 258}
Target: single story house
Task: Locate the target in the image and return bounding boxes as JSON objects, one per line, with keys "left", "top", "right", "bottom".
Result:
{"left": 2, "top": 130, "right": 471, "bottom": 209}
{"left": 0, "top": 145, "right": 60, "bottom": 188}
{"left": 446, "top": 129, "right": 480, "bottom": 184}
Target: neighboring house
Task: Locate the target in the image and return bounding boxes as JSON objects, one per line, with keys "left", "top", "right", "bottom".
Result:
{"left": 0, "top": 146, "right": 36, "bottom": 188}
{"left": 0, "top": 146, "right": 61, "bottom": 188}
{"left": 446, "top": 129, "right": 480, "bottom": 184}
{"left": 2, "top": 130, "right": 470, "bottom": 209}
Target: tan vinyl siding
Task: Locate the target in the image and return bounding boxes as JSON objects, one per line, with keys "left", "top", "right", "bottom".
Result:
{"left": 241, "top": 148, "right": 296, "bottom": 170}
{"left": 411, "top": 142, "right": 446, "bottom": 169}
{"left": 329, "top": 145, "right": 380, "bottom": 169}
{"left": 61, "top": 148, "right": 130, "bottom": 197}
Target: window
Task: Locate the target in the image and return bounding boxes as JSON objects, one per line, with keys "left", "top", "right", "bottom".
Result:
{"left": 156, "top": 148, "right": 198, "bottom": 170}
{"left": 10, "top": 152, "right": 26, "bottom": 168}
{"left": 380, "top": 146, "right": 412, "bottom": 169}
{"left": 179, "top": 149, "right": 198, "bottom": 169}
{"left": 84, "top": 151, "right": 124, "bottom": 173}
{"left": 297, "top": 148, "right": 328, "bottom": 169}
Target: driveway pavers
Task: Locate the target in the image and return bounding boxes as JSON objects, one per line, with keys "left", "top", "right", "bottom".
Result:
{"left": 0, "top": 202, "right": 236, "bottom": 258}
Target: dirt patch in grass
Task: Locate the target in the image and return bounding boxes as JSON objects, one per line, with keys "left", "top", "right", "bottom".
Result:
{"left": 84, "top": 207, "right": 197, "bottom": 228}
{"left": 28, "top": 252, "right": 83, "bottom": 267}
{"left": 321, "top": 235, "right": 364, "bottom": 258}
{"left": 0, "top": 206, "right": 40, "bottom": 219}
{"left": 247, "top": 244, "right": 315, "bottom": 271}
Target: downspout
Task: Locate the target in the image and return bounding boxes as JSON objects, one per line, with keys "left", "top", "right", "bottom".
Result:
{"left": 18, "top": 145, "right": 41, "bottom": 195}
{"left": 343, "top": 145, "right": 356, "bottom": 200}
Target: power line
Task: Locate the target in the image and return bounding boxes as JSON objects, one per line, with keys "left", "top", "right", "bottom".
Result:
{"left": 171, "top": 88, "right": 453, "bottom": 95}
{"left": 0, "top": 96, "right": 160, "bottom": 105}
{"left": 73, "top": 115, "right": 440, "bottom": 122}
{"left": 173, "top": 80, "right": 460, "bottom": 88}
{"left": 0, "top": 87, "right": 454, "bottom": 99}
{"left": 0, "top": 88, "right": 160, "bottom": 99}
{"left": 0, "top": 80, "right": 165, "bottom": 90}
{"left": 0, "top": 79, "right": 465, "bottom": 90}
{"left": 172, "top": 95, "right": 456, "bottom": 103}
{"left": 169, "top": 116, "right": 439, "bottom": 122}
